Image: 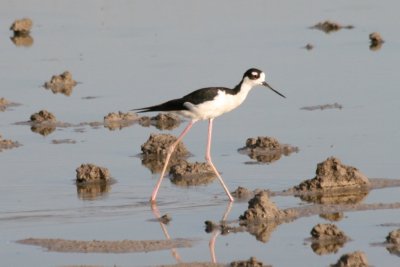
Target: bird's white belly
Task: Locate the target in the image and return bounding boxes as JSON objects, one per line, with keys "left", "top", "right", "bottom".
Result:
{"left": 183, "top": 91, "right": 247, "bottom": 120}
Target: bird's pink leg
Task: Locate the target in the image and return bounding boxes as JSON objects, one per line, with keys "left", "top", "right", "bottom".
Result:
{"left": 151, "top": 120, "right": 196, "bottom": 203}
{"left": 206, "top": 118, "right": 234, "bottom": 202}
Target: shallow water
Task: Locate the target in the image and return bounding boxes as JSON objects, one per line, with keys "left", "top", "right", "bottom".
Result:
{"left": 1, "top": 1, "right": 400, "bottom": 266}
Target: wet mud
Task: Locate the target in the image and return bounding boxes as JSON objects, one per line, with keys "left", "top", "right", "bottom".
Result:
{"left": 311, "top": 20, "right": 354, "bottom": 33}
{"left": 139, "top": 112, "right": 181, "bottom": 130}
{"left": 300, "top": 103, "right": 342, "bottom": 111}
{"left": 16, "top": 237, "right": 193, "bottom": 253}
{"left": 140, "top": 134, "right": 189, "bottom": 173}
{"left": 230, "top": 256, "right": 268, "bottom": 267}
{"left": 51, "top": 139, "right": 77, "bottom": 145}
{"left": 238, "top": 136, "right": 298, "bottom": 164}
{"left": 0, "top": 97, "right": 20, "bottom": 111}
{"left": 43, "top": 71, "right": 77, "bottom": 96}
{"left": 0, "top": 134, "right": 21, "bottom": 152}
{"left": 76, "top": 163, "right": 112, "bottom": 184}
{"left": 169, "top": 159, "right": 216, "bottom": 186}
{"left": 369, "top": 32, "right": 384, "bottom": 51}
{"left": 309, "top": 223, "right": 349, "bottom": 255}
{"left": 27, "top": 110, "right": 58, "bottom": 136}
{"left": 104, "top": 111, "right": 139, "bottom": 130}
{"left": 330, "top": 251, "right": 368, "bottom": 267}
{"left": 10, "top": 18, "right": 32, "bottom": 34}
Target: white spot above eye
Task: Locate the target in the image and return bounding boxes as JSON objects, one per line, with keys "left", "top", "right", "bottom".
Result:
{"left": 251, "top": 71, "right": 259, "bottom": 77}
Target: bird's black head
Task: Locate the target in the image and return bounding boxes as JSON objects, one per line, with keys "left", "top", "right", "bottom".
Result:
{"left": 242, "top": 68, "right": 286, "bottom": 98}
{"left": 243, "top": 68, "right": 263, "bottom": 80}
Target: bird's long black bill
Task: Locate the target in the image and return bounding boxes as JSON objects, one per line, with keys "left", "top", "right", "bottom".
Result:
{"left": 262, "top": 81, "right": 286, "bottom": 98}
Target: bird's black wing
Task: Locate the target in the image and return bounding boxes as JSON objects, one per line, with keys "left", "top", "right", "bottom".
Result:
{"left": 133, "top": 87, "right": 232, "bottom": 113}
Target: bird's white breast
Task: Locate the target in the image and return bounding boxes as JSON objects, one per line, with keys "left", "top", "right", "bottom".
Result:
{"left": 183, "top": 85, "right": 252, "bottom": 120}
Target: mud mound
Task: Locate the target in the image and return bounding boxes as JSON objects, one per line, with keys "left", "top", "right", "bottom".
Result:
{"left": 319, "top": 212, "right": 344, "bottom": 222}
{"left": 369, "top": 32, "right": 384, "bottom": 51}
{"left": 298, "top": 189, "right": 369, "bottom": 205}
{"left": 169, "top": 160, "right": 216, "bottom": 186}
{"left": 294, "top": 157, "right": 370, "bottom": 192}
{"left": 330, "top": 251, "right": 368, "bottom": 267}
{"left": 0, "top": 98, "right": 10, "bottom": 111}
{"left": 311, "top": 20, "right": 354, "bottom": 34}
{"left": 30, "top": 110, "right": 57, "bottom": 123}
{"left": 386, "top": 229, "right": 400, "bottom": 245}
{"left": 311, "top": 223, "right": 348, "bottom": 240}
{"left": 300, "top": 103, "right": 342, "bottom": 111}
{"left": 230, "top": 257, "right": 267, "bottom": 267}
{"left": 238, "top": 136, "right": 298, "bottom": 164}
{"left": 76, "top": 163, "right": 111, "bottom": 184}
{"left": 141, "top": 133, "right": 188, "bottom": 158}
{"left": 104, "top": 111, "right": 138, "bottom": 130}
{"left": 239, "top": 191, "right": 297, "bottom": 222}
{"left": 16, "top": 237, "right": 193, "bottom": 253}
{"left": 232, "top": 186, "right": 255, "bottom": 200}
{"left": 44, "top": 71, "right": 77, "bottom": 96}
{"left": 0, "top": 134, "right": 21, "bottom": 152}
{"left": 139, "top": 113, "right": 181, "bottom": 130}
{"left": 310, "top": 223, "right": 348, "bottom": 255}
{"left": 10, "top": 18, "right": 33, "bottom": 34}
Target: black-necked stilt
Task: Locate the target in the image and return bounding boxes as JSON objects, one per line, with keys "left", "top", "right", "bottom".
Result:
{"left": 134, "top": 68, "right": 285, "bottom": 203}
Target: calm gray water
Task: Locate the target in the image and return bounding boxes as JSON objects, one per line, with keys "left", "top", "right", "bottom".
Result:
{"left": 1, "top": 1, "right": 399, "bottom": 266}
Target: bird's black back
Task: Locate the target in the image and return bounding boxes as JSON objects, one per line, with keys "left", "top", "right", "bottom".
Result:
{"left": 134, "top": 84, "right": 241, "bottom": 113}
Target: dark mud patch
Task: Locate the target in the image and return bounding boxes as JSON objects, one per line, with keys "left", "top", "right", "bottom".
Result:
{"left": 51, "top": 139, "right": 77, "bottom": 145}
{"left": 169, "top": 159, "right": 216, "bottom": 186}
{"left": 308, "top": 223, "right": 349, "bottom": 255}
{"left": 230, "top": 257, "right": 269, "bottom": 267}
{"left": 43, "top": 71, "right": 78, "bottom": 96}
{"left": 104, "top": 111, "right": 139, "bottom": 130}
{"left": 0, "top": 97, "right": 20, "bottom": 111}
{"left": 16, "top": 237, "right": 193, "bottom": 253}
{"left": 238, "top": 136, "right": 298, "bottom": 164}
{"left": 300, "top": 103, "right": 342, "bottom": 111}
{"left": 0, "top": 134, "right": 22, "bottom": 152}
{"left": 310, "top": 20, "right": 354, "bottom": 34}
{"left": 330, "top": 251, "right": 368, "bottom": 267}
{"left": 139, "top": 113, "right": 181, "bottom": 130}
{"left": 369, "top": 32, "right": 384, "bottom": 51}
{"left": 231, "top": 186, "right": 257, "bottom": 200}
{"left": 140, "top": 134, "right": 189, "bottom": 173}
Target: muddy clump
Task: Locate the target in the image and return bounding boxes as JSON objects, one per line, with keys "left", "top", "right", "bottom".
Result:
{"left": 0, "top": 134, "right": 22, "bottom": 152}
{"left": 141, "top": 134, "right": 189, "bottom": 158}
{"left": 304, "top": 43, "right": 314, "bottom": 50}
{"left": 169, "top": 159, "right": 216, "bottom": 186}
{"left": 311, "top": 20, "right": 354, "bottom": 34}
{"left": 16, "top": 237, "right": 193, "bottom": 253}
{"left": 44, "top": 71, "right": 77, "bottom": 96}
{"left": 10, "top": 18, "right": 34, "bottom": 47}
{"left": 330, "top": 251, "right": 368, "bottom": 267}
{"left": 230, "top": 257, "right": 268, "bottom": 267}
{"left": 238, "top": 136, "right": 298, "bottom": 164}
{"left": 232, "top": 186, "right": 255, "bottom": 200}
{"left": 29, "top": 110, "right": 57, "bottom": 136}
{"left": 30, "top": 110, "right": 56, "bottom": 123}
{"left": 139, "top": 113, "right": 181, "bottom": 130}
{"left": 239, "top": 191, "right": 297, "bottom": 223}
{"left": 294, "top": 157, "right": 370, "bottom": 192}
{"left": 76, "top": 163, "right": 111, "bottom": 184}
{"left": 369, "top": 32, "right": 384, "bottom": 51}
{"left": 140, "top": 134, "right": 189, "bottom": 173}
{"left": 386, "top": 229, "right": 400, "bottom": 245}
{"left": 10, "top": 18, "right": 32, "bottom": 34}
{"left": 310, "top": 223, "right": 349, "bottom": 255}
{"left": 104, "top": 111, "right": 138, "bottom": 130}
{"left": 159, "top": 214, "right": 172, "bottom": 225}
{"left": 300, "top": 103, "right": 343, "bottom": 111}
{"left": 51, "top": 139, "right": 77, "bottom": 145}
